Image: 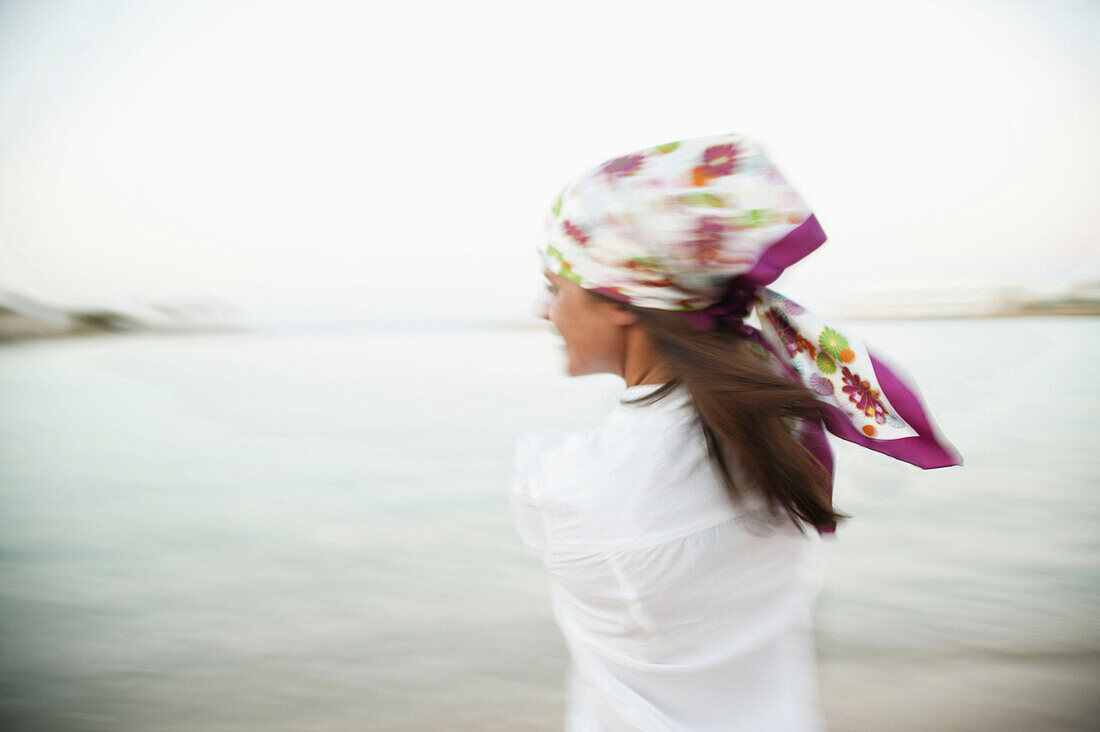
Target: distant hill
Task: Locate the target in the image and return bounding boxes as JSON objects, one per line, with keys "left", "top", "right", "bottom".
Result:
{"left": 0, "top": 291, "right": 246, "bottom": 342}
{"left": 825, "top": 280, "right": 1100, "bottom": 319}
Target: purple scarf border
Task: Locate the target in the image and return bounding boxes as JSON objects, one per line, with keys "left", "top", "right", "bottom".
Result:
{"left": 829, "top": 350, "right": 963, "bottom": 469}
{"left": 799, "top": 416, "right": 837, "bottom": 537}
{"left": 744, "top": 214, "right": 828, "bottom": 287}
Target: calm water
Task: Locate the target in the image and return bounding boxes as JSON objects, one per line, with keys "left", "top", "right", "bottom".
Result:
{"left": 1, "top": 318, "right": 1097, "bottom": 730}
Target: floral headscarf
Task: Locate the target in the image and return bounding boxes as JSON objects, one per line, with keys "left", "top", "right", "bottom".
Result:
{"left": 539, "top": 133, "right": 961, "bottom": 514}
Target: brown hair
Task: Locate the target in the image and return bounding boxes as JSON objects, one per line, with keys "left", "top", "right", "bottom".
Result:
{"left": 600, "top": 295, "right": 848, "bottom": 533}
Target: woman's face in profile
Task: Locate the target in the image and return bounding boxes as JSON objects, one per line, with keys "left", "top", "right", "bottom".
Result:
{"left": 541, "top": 271, "right": 628, "bottom": 377}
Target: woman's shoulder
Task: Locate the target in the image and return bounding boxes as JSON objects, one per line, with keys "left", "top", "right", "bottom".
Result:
{"left": 513, "top": 399, "right": 696, "bottom": 484}
{"left": 511, "top": 423, "right": 621, "bottom": 507}
{"left": 511, "top": 411, "right": 749, "bottom": 551}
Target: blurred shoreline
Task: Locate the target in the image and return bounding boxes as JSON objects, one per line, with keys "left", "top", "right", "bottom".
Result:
{"left": 0, "top": 291, "right": 249, "bottom": 343}
{"left": 2, "top": 286, "right": 1098, "bottom": 343}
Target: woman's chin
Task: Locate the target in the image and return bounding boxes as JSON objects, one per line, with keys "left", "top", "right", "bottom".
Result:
{"left": 561, "top": 347, "right": 599, "bottom": 377}
{"left": 566, "top": 360, "right": 602, "bottom": 378}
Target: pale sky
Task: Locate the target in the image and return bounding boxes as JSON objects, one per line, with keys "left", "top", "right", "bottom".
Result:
{"left": 1, "top": 0, "right": 1097, "bottom": 323}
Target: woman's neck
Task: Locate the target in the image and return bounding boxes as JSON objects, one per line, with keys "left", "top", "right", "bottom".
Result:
{"left": 621, "top": 324, "right": 673, "bottom": 387}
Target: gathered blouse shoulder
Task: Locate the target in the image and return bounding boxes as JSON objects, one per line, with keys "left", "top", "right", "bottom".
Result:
{"left": 509, "top": 383, "right": 765, "bottom": 558}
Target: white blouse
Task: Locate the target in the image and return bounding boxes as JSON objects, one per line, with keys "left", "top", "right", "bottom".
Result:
{"left": 509, "top": 383, "right": 826, "bottom": 731}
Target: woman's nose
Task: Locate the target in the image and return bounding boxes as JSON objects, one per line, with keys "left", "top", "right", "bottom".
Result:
{"left": 533, "top": 291, "right": 551, "bottom": 320}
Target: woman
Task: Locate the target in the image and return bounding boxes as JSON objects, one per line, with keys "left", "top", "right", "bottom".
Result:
{"left": 509, "top": 134, "right": 961, "bottom": 731}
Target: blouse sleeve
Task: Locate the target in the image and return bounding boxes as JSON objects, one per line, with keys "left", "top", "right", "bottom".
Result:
{"left": 507, "top": 431, "right": 565, "bottom": 558}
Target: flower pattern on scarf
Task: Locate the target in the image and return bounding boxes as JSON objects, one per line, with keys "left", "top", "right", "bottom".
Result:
{"left": 561, "top": 220, "right": 589, "bottom": 247}
{"left": 558, "top": 261, "right": 581, "bottom": 284}
{"left": 746, "top": 341, "right": 771, "bottom": 362}
{"left": 766, "top": 309, "right": 817, "bottom": 359}
{"left": 690, "top": 216, "right": 726, "bottom": 264}
{"left": 819, "top": 327, "right": 855, "bottom": 363}
{"left": 815, "top": 351, "right": 837, "bottom": 374}
{"left": 692, "top": 143, "right": 739, "bottom": 187}
{"left": 601, "top": 153, "right": 646, "bottom": 178}
{"left": 780, "top": 298, "right": 806, "bottom": 316}
{"left": 678, "top": 192, "right": 729, "bottom": 208}
{"left": 809, "top": 373, "right": 834, "bottom": 396}
{"left": 651, "top": 140, "right": 681, "bottom": 155}
{"left": 841, "top": 366, "right": 888, "bottom": 423}
{"left": 751, "top": 289, "right": 919, "bottom": 442}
